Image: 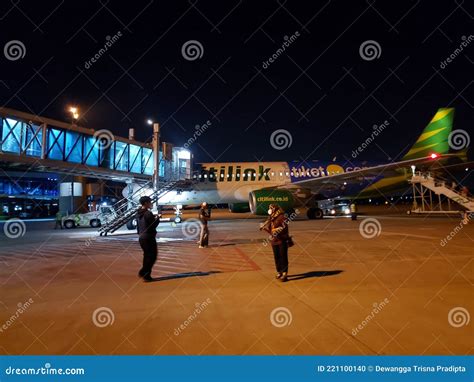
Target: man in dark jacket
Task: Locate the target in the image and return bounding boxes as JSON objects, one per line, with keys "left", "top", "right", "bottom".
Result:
{"left": 198, "top": 202, "right": 210, "bottom": 248}
{"left": 137, "top": 196, "right": 160, "bottom": 282}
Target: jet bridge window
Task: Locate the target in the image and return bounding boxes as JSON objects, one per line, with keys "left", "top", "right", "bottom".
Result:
{"left": 142, "top": 148, "right": 153, "bottom": 175}
{"left": 129, "top": 144, "right": 142, "bottom": 173}
{"left": 65, "top": 131, "right": 82, "bottom": 164}
{"left": 47, "top": 128, "right": 65, "bottom": 160}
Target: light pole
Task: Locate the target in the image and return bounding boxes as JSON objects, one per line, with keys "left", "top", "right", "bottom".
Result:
{"left": 67, "top": 106, "right": 79, "bottom": 213}
{"left": 152, "top": 122, "right": 160, "bottom": 195}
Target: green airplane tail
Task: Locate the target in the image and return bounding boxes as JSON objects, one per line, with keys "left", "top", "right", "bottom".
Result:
{"left": 402, "top": 108, "right": 454, "bottom": 161}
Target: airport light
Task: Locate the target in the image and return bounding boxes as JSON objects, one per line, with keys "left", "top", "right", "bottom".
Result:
{"left": 430, "top": 153, "right": 438, "bottom": 159}
{"left": 68, "top": 106, "right": 79, "bottom": 122}
{"left": 147, "top": 119, "right": 153, "bottom": 125}
{"left": 177, "top": 149, "right": 191, "bottom": 160}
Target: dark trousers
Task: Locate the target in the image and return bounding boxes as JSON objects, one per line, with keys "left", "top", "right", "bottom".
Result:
{"left": 139, "top": 235, "right": 157, "bottom": 278}
{"left": 54, "top": 220, "right": 63, "bottom": 229}
{"left": 199, "top": 224, "right": 209, "bottom": 247}
{"left": 272, "top": 242, "right": 289, "bottom": 273}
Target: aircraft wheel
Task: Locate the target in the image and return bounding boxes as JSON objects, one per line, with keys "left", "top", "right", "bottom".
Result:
{"left": 307, "top": 208, "right": 324, "bottom": 220}
{"left": 126, "top": 218, "right": 138, "bottom": 230}
{"left": 314, "top": 208, "right": 324, "bottom": 219}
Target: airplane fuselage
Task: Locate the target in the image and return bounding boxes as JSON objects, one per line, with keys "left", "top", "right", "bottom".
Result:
{"left": 125, "top": 160, "right": 400, "bottom": 207}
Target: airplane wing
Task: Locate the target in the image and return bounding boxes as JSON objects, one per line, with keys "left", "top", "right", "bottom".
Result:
{"left": 278, "top": 155, "right": 473, "bottom": 191}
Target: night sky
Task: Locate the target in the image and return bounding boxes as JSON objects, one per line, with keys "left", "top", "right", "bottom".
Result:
{"left": 1, "top": 1, "right": 473, "bottom": 164}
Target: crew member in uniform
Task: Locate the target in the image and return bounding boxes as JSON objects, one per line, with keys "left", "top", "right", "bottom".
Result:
{"left": 350, "top": 202, "right": 358, "bottom": 221}
{"left": 137, "top": 196, "right": 160, "bottom": 282}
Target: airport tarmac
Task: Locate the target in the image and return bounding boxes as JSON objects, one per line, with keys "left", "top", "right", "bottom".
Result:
{"left": 0, "top": 209, "right": 472, "bottom": 355}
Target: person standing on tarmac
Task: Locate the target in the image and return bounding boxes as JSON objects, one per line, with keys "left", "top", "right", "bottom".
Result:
{"left": 137, "top": 196, "right": 160, "bottom": 282}
{"left": 54, "top": 211, "right": 63, "bottom": 229}
{"left": 350, "top": 202, "right": 358, "bottom": 221}
{"left": 260, "top": 204, "right": 291, "bottom": 282}
{"left": 198, "top": 202, "right": 210, "bottom": 248}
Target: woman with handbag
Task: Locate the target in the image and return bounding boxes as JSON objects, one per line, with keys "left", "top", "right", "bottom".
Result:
{"left": 260, "top": 204, "right": 292, "bottom": 282}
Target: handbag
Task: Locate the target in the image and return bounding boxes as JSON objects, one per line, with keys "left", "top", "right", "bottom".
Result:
{"left": 287, "top": 236, "right": 294, "bottom": 247}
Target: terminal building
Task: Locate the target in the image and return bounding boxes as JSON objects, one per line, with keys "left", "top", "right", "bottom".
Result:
{"left": 0, "top": 107, "right": 191, "bottom": 220}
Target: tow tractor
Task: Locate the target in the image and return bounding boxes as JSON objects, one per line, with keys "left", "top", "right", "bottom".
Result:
{"left": 62, "top": 205, "right": 116, "bottom": 229}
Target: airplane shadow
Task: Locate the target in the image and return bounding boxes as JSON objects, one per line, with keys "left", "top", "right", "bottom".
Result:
{"left": 287, "top": 270, "right": 343, "bottom": 281}
{"left": 148, "top": 270, "right": 221, "bottom": 282}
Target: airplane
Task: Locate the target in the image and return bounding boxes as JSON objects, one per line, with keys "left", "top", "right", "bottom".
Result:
{"left": 124, "top": 108, "right": 471, "bottom": 222}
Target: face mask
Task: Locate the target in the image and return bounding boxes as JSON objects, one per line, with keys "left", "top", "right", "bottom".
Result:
{"left": 268, "top": 209, "right": 272, "bottom": 215}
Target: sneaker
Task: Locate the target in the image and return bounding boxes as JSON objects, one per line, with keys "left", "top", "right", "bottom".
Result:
{"left": 275, "top": 273, "right": 282, "bottom": 279}
{"left": 199, "top": 245, "right": 205, "bottom": 248}
{"left": 280, "top": 272, "right": 288, "bottom": 282}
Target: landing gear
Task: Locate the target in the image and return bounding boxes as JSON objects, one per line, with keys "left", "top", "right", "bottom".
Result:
{"left": 126, "top": 218, "right": 138, "bottom": 230}
{"left": 307, "top": 207, "right": 323, "bottom": 220}
{"left": 173, "top": 204, "right": 183, "bottom": 224}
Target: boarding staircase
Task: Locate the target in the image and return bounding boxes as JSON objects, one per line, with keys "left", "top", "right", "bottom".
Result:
{"left": 98, "top": 179, "right": 192, "bottom": 236}
{"left": 410, "top": 172, "right": 474, "bottom": 213}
